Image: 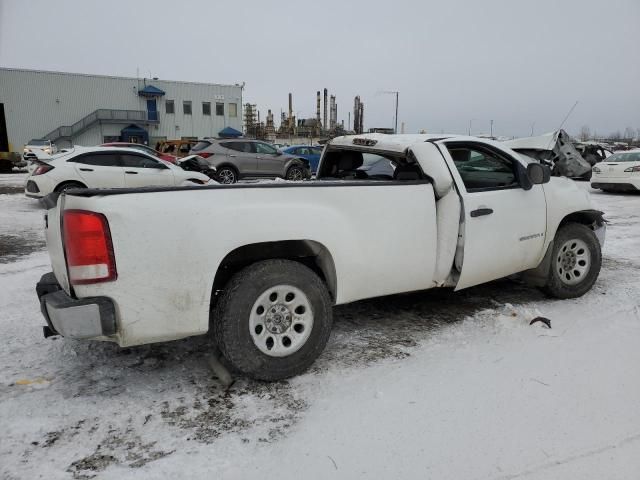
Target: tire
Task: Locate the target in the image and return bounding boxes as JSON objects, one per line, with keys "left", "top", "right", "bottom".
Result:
{"left": 213, "top": 259, "right": 333, "bottom": 381}
{"left": 217, "top": 166, "right": 238, "bottom": 184}
{"left": 285, "top": 165, "right": 305, "bottom": 181}
{"left": 543, "top": 223, "right": 602, "bottom": 299}
{"left": 55, "top": 181, "right": 86, "bottom": 193}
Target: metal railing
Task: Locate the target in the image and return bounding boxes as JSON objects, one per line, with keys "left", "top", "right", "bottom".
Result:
{"left": 45, "top": 109, "right": 159, "bottom": 141}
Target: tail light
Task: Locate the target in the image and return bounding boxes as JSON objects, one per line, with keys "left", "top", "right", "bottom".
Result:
{"left": 624, "top": 165, "right": 640, "bottom": 172}
{"left": 33, "top": 163, "right": 54, "bottom": 175}
{"left": 63, "top": 210, "right": 117, "bottom": 285}
{"left": 592, "top": 166, "right": 601, "bottom": 173}
{"left": 198, "top": 152, "right": 213, "bottom": 158}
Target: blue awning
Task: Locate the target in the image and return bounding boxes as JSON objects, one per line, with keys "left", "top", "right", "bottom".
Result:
{"left": 138, "top": 85, "right": 165, "bottom": 97}
{"left": 218, "top": 127, "right": 243, "bottom": 138}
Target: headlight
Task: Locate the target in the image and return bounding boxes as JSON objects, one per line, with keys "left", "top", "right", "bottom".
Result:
{"left": 624, "top": 165, "right": 640, "bottom": 172}
{"left": 592, "top": 166, "right": 601, "bottom": 173}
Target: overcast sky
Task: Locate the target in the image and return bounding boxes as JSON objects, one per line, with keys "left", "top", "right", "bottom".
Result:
{"left": 1, "top": 0, "right": 638, "bottom": 137}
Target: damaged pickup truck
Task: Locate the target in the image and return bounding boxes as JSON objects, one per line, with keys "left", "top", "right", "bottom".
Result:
{"left": 504, "top": 129, "right": 594, "bottom": 179}
{"left": 36, "top": 134, "right": 606, "bottom": 380}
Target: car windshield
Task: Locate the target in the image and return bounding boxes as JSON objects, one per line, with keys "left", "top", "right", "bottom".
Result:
{"left": 191, "top": 141, "right": 211, "bottom": 152}
{"left": 607, "top": 151, "right": 640, "bottom": 162}
{"left": 28, "top": 139, "right": 48, "bottom": 146}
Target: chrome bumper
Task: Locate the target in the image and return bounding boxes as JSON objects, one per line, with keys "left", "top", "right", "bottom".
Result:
{"left": 37, "top": 272, "right": 116, "bottom": 339}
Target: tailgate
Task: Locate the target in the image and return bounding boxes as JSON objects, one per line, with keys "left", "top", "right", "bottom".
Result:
{"left": 44, "top": 194, "right": 71, "bottom": 294}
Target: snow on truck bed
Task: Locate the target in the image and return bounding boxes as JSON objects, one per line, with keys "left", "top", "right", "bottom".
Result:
{"left": 0, "top": 173, "right": 639, "bottom": 479}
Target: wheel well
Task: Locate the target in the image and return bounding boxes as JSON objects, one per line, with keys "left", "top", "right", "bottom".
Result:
{"left": 559, "top": 209, "right": 604, "bottom": 230}
{"left": 212, "top": 240, "right": 337, "bottom": 305}
{"left": 217, "top": 164, "right": 238, "bottom": 173}
{"left": 55, "top": 180, "right": 86, "bottom": 192}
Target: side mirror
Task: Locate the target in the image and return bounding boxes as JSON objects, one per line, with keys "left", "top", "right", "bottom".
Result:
{"left": 527, "top": 163, "right": 551, "bottom": 185}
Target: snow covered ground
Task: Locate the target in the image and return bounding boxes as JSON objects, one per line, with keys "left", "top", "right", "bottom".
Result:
{"left": 1, "top": 173, "right": 639, "bottom": 479}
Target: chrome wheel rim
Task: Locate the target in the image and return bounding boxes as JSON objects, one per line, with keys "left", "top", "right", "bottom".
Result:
{"left": 218, "top": 169, "right": 235, "bottom": 184}
{"left": 556, "top": 238, "right": 591, "bottom": 285}
{"left": 287, "top": 168, "right": 304, "bottom": 181}
{"left": 249, "top": 285, "right": 313, "bottom": 357}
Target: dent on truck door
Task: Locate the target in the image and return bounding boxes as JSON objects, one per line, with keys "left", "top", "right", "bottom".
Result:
{"left": 442, "top": 143, "right": 547, "bottom": 289}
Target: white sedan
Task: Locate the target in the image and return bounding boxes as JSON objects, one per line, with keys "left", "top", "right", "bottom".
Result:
{"left": 25, "top": 146, "right": 215, "bottom": 198}
{"left": 591, "top": 149, "right": 640, "bottom": 192}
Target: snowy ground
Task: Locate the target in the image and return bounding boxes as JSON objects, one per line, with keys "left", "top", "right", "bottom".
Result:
{"left": 1, "top": 173, "right": 639, "bottom": 479}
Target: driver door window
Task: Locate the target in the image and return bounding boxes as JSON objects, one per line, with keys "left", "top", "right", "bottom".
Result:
{"left": 449, "top": 147, "right": 517, "bottom": 191}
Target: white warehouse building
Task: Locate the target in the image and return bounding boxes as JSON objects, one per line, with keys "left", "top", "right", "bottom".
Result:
{"left": 0, "top": 67, "right": 244, "bottom": 153}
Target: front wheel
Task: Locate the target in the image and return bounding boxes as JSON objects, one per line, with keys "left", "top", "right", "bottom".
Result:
{"left": 543, "top": 223, "right": 602, "bottom": 299}
{"left": 213, "top": 259, "right": 333, "bottom": 380}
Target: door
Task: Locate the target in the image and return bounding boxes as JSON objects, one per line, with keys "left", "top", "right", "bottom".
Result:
{"left": 70, "top": 152, "right": 125, "bottom": 188}
{"left": 220, "top": 141, "right": 258, "bottom": 176}
{"left": 439, "top": 141, "right": 547, "bottom": 290}
{"left": 120, "top": 153, "right": 175, "bottom": 187}
{"left": 147, "top": 99, "right": 158, "bottom": 121}
{"left": 254, "top": 142, "right": 285, "bottom": 176}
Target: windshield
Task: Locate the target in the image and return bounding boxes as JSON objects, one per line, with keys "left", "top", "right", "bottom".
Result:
{"left": 607, "top": 151, "right": 640, "bottom": 162}
{"left": 191, "top": 141, "right": 211, "bottom": 152}
{"left": 28, "top": 139, "right": 48, "bottom": 146}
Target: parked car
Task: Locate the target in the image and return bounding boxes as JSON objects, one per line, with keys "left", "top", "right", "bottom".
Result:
{"left": 281, "top": 145, "right": 323, "bottom": 173}
{"left": 24, "top": 146, "right": 213, "bottom": 198}
{"left": 35, "top": 134, "right": 605, "bottom": 381}
{"left": 591, "top": 149, "right": 640, "bottom": 192}
{"left": 157, "top": 140, "right": 197, "bottom": 158}
{"left": 190, "top": 138, "right": 311, "bottom": 183}
{"left": 101, "top": 142, "right": 177, "bottom": 163}
{"left": 23, "top": 139, "right": 57, "bottom": 160}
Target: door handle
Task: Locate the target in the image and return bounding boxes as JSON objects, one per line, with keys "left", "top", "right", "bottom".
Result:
{"left": 125, "top": 171, "right": 138, "bottom": 174}
{"left": 229, "top": 154, "right": 237, "bottom": 157}
{"left": 79, "top": 168, "right": 93, "bottom": 172}
{"left": 470, "top": 208, "right": 493, "bottom": 217}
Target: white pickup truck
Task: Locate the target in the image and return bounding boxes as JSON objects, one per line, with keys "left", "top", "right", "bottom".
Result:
{"left": 36, "top": 134, "right": 606, "bottom": 380}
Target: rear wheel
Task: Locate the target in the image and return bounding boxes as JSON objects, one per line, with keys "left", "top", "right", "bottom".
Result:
{"left": 544, "top": 223, "right": 601, "bottom": 299}
{"left": 213, "top": 259, "right": 333, "bottom": 380}
{"left": 286, "top": 165, "right": 305, "bottom": 181}
{"left": 217, "top": 166, "right": 238, "bottom": 184}
{"left": 55, "top": 181, "right": 86, "bottom": 193}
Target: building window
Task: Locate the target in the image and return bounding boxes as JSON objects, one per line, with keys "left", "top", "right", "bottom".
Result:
{"left": 229, "top": 103, "right": 238, "bottom": 117}
{"left": 202, "top": 102, "right": 211, "bottom": 116}
{"left": 165, "top": 100, "right": 174, "bottom": 114}
{"left": 216, "top": 102, "right": 224, "bottom": 116}
{"left": 183, "top": 101, "right": 192, "bottom": 115}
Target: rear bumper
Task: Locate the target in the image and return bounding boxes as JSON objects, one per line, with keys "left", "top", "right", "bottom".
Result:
{"left": 591, "top": 182, "right": 639, "bottom": 191}
{"left": 36, "top": 272, "right": 117, "bottom": 339}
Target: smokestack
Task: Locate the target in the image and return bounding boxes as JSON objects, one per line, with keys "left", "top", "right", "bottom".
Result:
{"left": 323, "top": 88, "right": 328, "bottom": 131}
{"left": 316, "top": 91, "right": 321, "bottom": 124}
{"left": 288, "top": 93, "right": 293, "bottom": 126}
{"left": 329, "top": 95, "right": 336, "bottom": 130}
{"left": 359, "top": 102, "right": 364, "bottom": 134}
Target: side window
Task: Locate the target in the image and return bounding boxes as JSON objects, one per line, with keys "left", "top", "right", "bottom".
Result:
{"left": 71, "top": 153, "right": 120, "bottom": 167}
{"left": 255, "top": 142, "right": 278, "bottom": 155}
{"left": 311, "top": 147, "right": 323, "bottom": 155}
{"left": 298, "top": 147, "right": 310, "bottom": 155}
{"left": 448, "top": 146, "right": 517, "bottom": 191}
{"left": 120, "top": 154, "right": 164, "bottom": 169}
{"left": 221, "top": 141, "right": 254, "bottom": 153}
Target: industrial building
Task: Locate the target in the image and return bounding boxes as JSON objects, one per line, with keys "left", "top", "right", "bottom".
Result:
{"left": 0, "top": 68, "right": 243, "bottom": 154}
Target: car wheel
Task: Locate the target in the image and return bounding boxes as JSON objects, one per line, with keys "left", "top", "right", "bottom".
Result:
{"left": 543, "top": 223, "right": 602, "bottom": 299}
{"left": 286, "top": 165, "right": 305, "bottom": 181}
{"left": 217, "top": 167, "right": 237, "bottom": 184}
{"left": 213, "top": 259, "right": 333, "bottom": 380}
{"left": 55, "top": 181, "right": 86, "bottom": 193}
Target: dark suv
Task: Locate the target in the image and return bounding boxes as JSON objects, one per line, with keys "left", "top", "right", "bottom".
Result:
{"left": 190, "top": 139, "right": 311, "bottom": 184}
